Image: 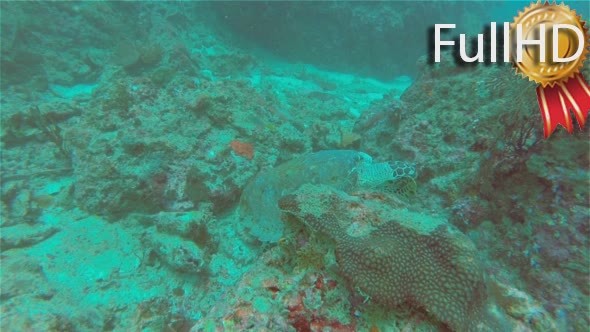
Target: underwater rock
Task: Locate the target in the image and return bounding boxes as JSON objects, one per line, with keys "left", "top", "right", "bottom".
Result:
{"left": 1, "top": 312, "right": 76, "bottom": 332}
{"left": 111, "top": 42, "right": 165, "bottom": 70}
{"left": 0, "top": 224, "right": 60, "bottom": 252}
{"left": 190, "top": 246, "right": 355, "bottom": 332}
{"left": 368, "top": 59, "right": 590, "bottom": 332}
{"left": 277, "top": 122, "right": 308, "bottom": 153}
{"left": 489, "top": 280, "right": 557, "bottom": 330}
{"left": 152, "top": 208, "right": 213, "bottom": 240}
{"left": 71, "top": 76, "right": 273, "bottom": 217}
{"left": 0, "top": 254, "right": 55, "bottom": 301}
{"left": 135, "top": 206, "right": 218, "bottom": 255}
{"left": 279, "top": 184, "right": 511, "bottom": 331}
{"left": 132, "top": 297, "right": 194, "bottom": 332}
{"left": 309, "top": 122, "right": 343, "bottom": 150}
{"left": 10, "top": 188, "right": 31, "bottom": 218}
{"left": 0, "top": 254, "right": 112, "bottom": 329}
{"left": 143, "top": 230, "right": 207, "bottom": 274}
{"left": 0, "top": 50, "right": 46, "bottom": 86}
{"left": 354, "top": 98, "right": 405, "bottom": 159}
{"left": 209, "top": 53, "right": 257, "bottom": 77}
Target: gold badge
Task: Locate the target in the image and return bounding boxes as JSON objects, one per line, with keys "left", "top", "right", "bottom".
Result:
{"left": 511, "top": 2, "right": 590, "bottom": 138}
{"left": 511, "top": 2, "right": 588, "bottom": 87}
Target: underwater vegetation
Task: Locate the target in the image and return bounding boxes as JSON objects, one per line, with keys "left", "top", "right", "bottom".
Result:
{"left": 1, "top": 1, "right": 589, "bottom": 331}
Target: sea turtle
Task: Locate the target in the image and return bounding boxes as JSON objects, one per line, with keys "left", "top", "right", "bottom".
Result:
{"left": 239, "top": 150, "right": 416, "bottom": 242}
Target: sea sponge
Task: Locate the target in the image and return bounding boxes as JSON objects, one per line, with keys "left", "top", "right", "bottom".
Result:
{"left": 279, "top": 184, "right": 510, "bottom": 331}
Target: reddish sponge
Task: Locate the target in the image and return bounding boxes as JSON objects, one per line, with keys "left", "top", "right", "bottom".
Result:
{"left": 279, "top": 184, "right": 509, "bottom": 331}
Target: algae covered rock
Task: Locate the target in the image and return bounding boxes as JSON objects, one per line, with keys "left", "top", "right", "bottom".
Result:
{"left": 142, "top": 230, "right": 208, "bottom": 274}
{"left": 279, "top": 184, "right": 511, "bottom": 331}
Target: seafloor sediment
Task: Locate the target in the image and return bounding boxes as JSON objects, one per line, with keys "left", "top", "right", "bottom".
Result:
{"left": 1, "top": 2, "right": 588, "bottom": 331}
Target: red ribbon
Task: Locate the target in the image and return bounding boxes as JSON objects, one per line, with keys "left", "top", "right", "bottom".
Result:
{"left": 536, "top": 73, "right": 590, "bottom": 138}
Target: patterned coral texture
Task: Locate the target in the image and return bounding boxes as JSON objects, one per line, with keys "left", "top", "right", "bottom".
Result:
{"left": 279, "top": 184, "right": 510, "bottom": 331}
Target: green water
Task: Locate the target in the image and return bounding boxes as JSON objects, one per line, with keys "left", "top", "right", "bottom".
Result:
{"left": 1, "top": 2, "right": 589, "bottom": 331}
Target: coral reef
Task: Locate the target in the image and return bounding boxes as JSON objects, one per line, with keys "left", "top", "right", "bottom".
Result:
{"left": 279, "top": 184, "right": 511, "bottom": 331}
{"left": 1, "top": 1, "right": 587, "bottom": 331}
